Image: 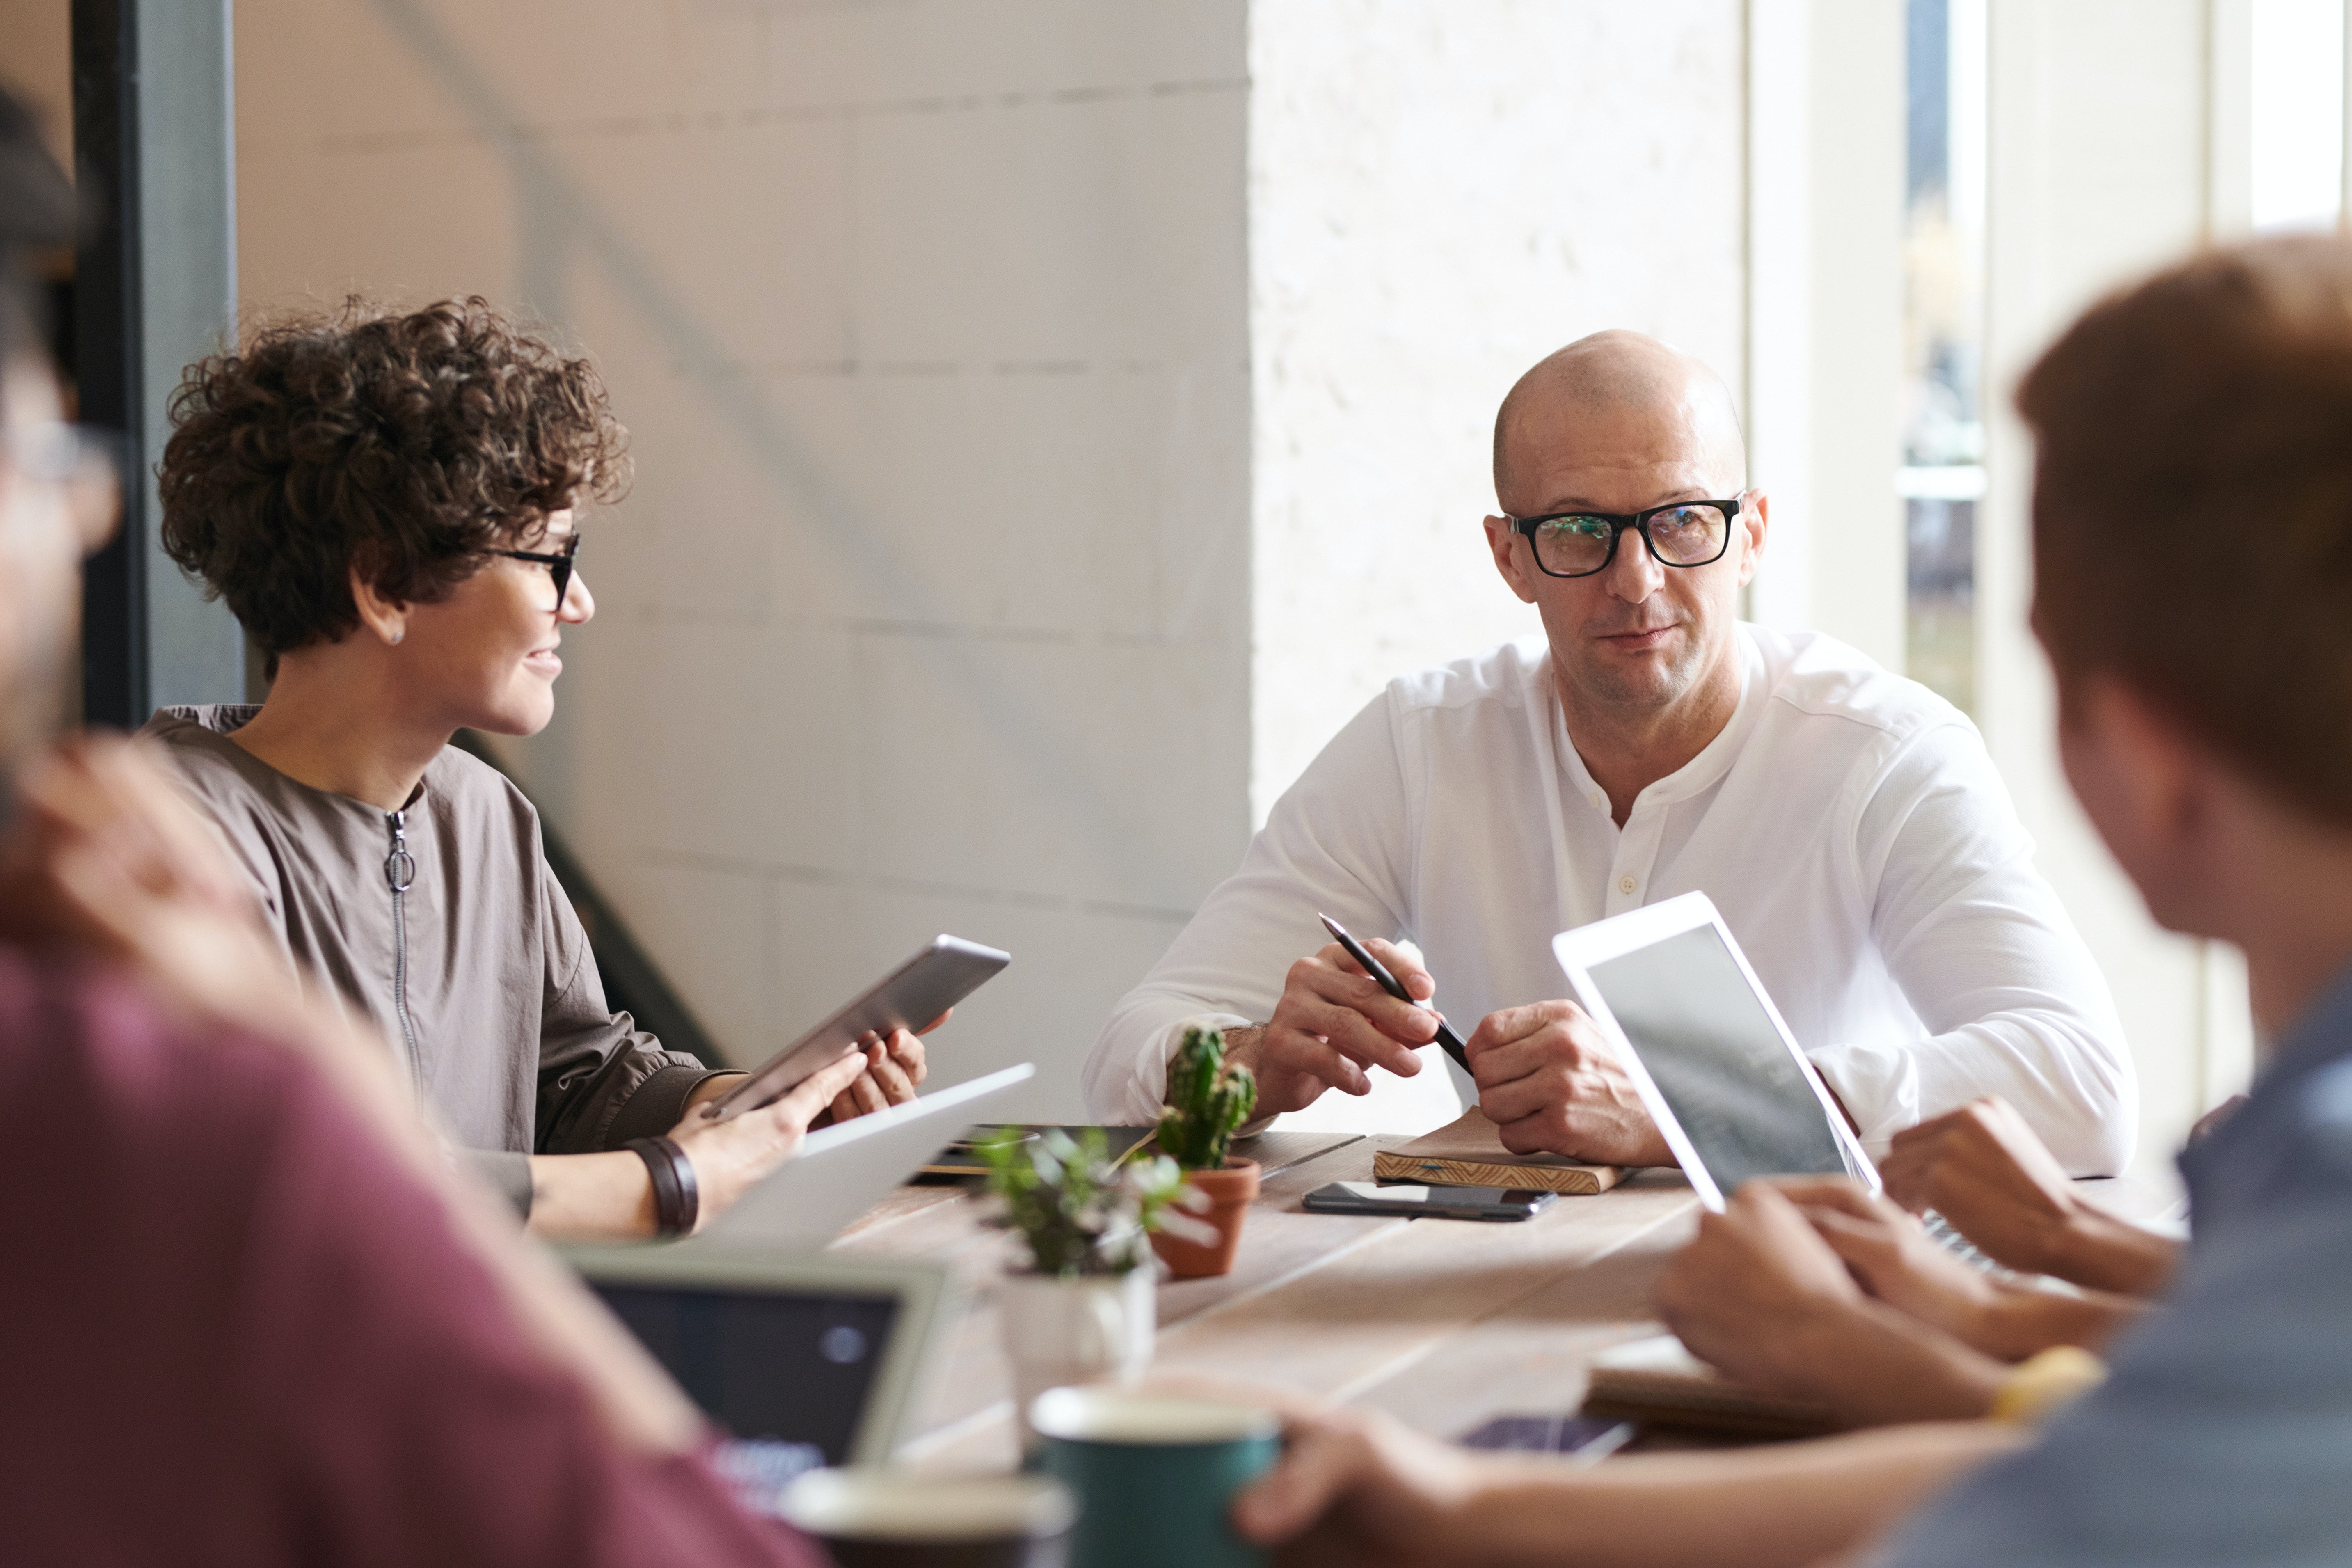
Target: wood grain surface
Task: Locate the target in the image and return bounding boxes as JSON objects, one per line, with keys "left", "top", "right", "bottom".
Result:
{"left": 837, "top": 1143, "right": 2178, "bottom": 1474}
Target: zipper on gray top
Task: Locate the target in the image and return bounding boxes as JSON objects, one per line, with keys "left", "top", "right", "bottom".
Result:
{"left": 383, "top": 809, "right": 422, "bottom": 1097}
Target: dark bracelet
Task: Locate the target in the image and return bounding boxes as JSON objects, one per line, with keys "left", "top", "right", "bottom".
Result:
{"left": 625, "top": 1135, "right": 700, "bottom": 1238}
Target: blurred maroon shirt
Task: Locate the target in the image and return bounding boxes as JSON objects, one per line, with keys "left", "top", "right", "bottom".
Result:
{"left": 0, "top": 945, "right": 828, "bottom": 1568}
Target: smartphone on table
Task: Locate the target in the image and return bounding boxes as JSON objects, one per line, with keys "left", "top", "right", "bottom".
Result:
{"left": 1302, "top": 1181, "right": 1555, "bottom": 1222}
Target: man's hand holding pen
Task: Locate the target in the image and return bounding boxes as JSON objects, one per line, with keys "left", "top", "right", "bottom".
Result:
{"left": 1234, "top": 916, "right": 1676, "bottom": 1166}
{"left": 1233, "top": 935, "right": 1448, "bottom": 1115}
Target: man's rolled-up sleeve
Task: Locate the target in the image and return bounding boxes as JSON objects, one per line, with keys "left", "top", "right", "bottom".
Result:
{"left": 1813, "top": 721, "right": 2135, "bottom": 1174}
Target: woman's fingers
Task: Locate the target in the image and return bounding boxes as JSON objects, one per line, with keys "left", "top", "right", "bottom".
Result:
{"left": 772, "top": 1051, "right": 872, "bottom": 1136}
{"left": 885, "top": 1027, "right": 928, "bottom": 1087}
{"left": 847, "top": 1070, "right": 890, "bottom": 1118}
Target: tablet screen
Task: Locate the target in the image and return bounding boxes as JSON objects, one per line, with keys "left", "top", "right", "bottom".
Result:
{"left": 1585, "top": 924, "right": 1849, "bottom": 1192}
{"left": 594, "top": 1282, "right": 901, "bottom": 1468}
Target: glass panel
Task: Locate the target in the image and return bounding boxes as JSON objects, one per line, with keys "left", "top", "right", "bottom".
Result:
{"left": 1902, "top": 0, "right": 1987, "bottom": 714}
{"left": 2251, "top": 0, "right": 2346, "bottom": 233}
{"left": 1646, "top": 505, "right": 1728, "bottom": 565}
{"left": 1531, "top": 516, "right": 1616, "bottom": 575}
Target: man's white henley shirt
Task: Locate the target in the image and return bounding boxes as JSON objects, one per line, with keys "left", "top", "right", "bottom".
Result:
{"left": 1083, "top": 625, "right": 2135, "bottom": 1173}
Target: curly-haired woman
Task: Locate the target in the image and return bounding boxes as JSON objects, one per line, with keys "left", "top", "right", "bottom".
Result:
{"left": 139, "top": 298, "right": 926, "bottom": 1241}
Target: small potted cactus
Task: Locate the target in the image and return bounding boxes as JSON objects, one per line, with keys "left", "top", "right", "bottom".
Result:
{"left": 1149, "top": 1025, "right": 1261, "bottom": 1279}
{"left": 979, "top": 1126, "right": 1189, "bottom": 1449}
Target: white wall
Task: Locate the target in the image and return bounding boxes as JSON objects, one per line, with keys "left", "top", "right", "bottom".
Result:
{"left": 235, "top": 0, "right": 1254, "bottom": 1119}
{"left": 1247, "top": 0, "right": 1747, "bottom": 820}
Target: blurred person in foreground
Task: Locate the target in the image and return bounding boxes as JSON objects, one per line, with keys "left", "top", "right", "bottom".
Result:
{"left": 1233, "top": 233, "right": 2352, "bottom": 1567}
{"left": 136, "top": 298, "right": 929, "bottom": 1240}
{"left": 0, "top": 90, "right": 841, "bottom": 1563}
{"left": 1087, "top": 328, "right": 2130, "bottom": 1180}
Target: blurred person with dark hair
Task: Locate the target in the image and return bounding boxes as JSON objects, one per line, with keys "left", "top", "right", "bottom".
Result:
{"left": 1226, "top": 234, "right": 2352, "bottom": 1566}
{"left": 137, "top": 299, "right": 929, "bottom": 1239}
{"left": 0, "top": 86, "right": 838, "bottom": 1566}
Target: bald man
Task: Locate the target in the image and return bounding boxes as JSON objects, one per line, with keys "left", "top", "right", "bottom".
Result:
{"left": 1084, "top": 333, "right": 2132, "bottom": 1173}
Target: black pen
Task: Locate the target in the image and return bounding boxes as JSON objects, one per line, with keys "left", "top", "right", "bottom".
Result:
{"left": 1316, "top": 913, "right": 1472, "bottom": 1074}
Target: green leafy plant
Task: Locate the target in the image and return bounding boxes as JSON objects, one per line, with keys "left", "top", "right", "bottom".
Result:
{"left": 978, "top": 1126, "right": 1188, "bottom": 1277}
{"left": 1155, "top": 1025, "right": 1258, "bottom": 1172}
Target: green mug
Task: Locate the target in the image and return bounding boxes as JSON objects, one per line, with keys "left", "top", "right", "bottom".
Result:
{"left": 1030, "top": 1388, "right": 1282, "bottom": 1568}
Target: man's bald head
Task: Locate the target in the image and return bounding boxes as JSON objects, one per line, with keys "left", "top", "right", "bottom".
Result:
{"left": 1492, "top": 331, "right": 1746, "bottom": 507}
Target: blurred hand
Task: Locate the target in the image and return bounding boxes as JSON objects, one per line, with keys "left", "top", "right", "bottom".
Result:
{"left": 1654, "top": 1183, "right": 1869, "bottom": 1397}
{"left": 1878, "top": 1098, "right": 2081, "bottom": 1273}
{"left": 1463, "top": 999, "right": 1673, "bottom": 1165}
{"left": 1239, "top": 938, "right": 1444, "bottom": 1116}
{"left": 1231, "top": 1403, "right": 1474, "bottom": 1567}
{"left": 1658, "top": 1181, "right": 2011, "bottom": 1426}
{"left": 669, "top": 1049, "right": 872, "bottom": 1229}
{"left": 1767, "top": 1177, "right": 2000, "bottom": 1351}
{"left": 0, "top": 735, "right": 295, "bottom": 1032}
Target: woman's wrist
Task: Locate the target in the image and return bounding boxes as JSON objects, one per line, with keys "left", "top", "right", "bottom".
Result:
{"left": 624, "top": 1136, "right": 700, "bottom": 1238}
{"left": 524, "top": 1150, "right": 662, "bottom": 1242}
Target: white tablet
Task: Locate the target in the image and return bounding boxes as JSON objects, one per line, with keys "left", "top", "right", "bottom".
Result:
{"left": 697, "top": 1062, "right": 1036, "bottom": 1246}
{"left": 564, "top": 1245, "right": 952, "bottom": 1471}
{"left": 1550, "top": 892, "right": 1875, "bottom": 1211}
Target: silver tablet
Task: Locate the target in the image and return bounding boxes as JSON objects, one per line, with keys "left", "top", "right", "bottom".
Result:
{"left": 714, "top": 935, "right": 1011, "bottom": 1122}
{"left": 1550, "top": 891, "right": 1876, "bottom": 1210}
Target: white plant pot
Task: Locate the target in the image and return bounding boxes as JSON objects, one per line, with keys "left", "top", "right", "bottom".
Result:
{"left": 998, "top": 1268, "right": 1157, "bottom": 1453}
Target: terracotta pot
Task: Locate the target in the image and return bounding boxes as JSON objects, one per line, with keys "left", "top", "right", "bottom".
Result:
{"left": 1150, "top": 1158, "right": 1261, "bottom": 1279}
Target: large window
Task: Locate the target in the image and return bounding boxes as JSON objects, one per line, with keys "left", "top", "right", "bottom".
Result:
{"left": 2251, "top": 0, "right": 2346, "bottom": 232}
{"left": 1900, "top": 0, "right": 1986, "bottom": 714}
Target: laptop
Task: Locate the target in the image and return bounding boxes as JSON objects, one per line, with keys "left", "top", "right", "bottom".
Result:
{"left": 698, "top": 1062, "right": 1036, "bottom": 1246}
{"left": 565, "top": 1245, "right": 953, "bottom": 1495}
{"left": 1549, "top": 891, "right": 1883, "bottom": 1210}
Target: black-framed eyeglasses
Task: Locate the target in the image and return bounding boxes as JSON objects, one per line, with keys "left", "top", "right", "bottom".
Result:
{"left": 489, "top": 533, "right": 581, "bottom": 613}
{"left": 1508, "top": 498, "right": 1741, "bottom": 579}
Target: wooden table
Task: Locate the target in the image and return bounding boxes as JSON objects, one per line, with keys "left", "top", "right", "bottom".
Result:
{"left": 829, "top": 1132, "right": 2180, "bottom": 1474}
{"left": 830, "top": 1131, "right": 1700, "bottom": 1472}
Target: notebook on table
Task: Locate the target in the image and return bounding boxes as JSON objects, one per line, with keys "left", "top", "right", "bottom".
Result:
{"left": 1578, "top": 1333, "right": 1834, "bottom": 1438}
{"left": 1373, "top": 1106, "right": 1625, "bottom": 1195}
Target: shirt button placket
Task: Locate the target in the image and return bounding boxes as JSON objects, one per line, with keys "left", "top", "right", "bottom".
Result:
{"left": 1609, "top": 801, "right": 1662, "bottom": 914}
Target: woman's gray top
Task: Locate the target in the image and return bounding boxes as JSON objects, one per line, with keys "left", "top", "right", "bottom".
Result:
{"left": 140, "top": 705, "right": 723, "bottom": 1215}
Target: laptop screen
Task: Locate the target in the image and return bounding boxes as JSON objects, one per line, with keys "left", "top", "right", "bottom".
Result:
{"left": 593, "top": 1282, "right": 902, "bottom": 1472}
{"left": 1585, "top": 923, "right": 1849, "bottom": 1192}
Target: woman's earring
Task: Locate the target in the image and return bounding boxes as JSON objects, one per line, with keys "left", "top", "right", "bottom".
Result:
{"left": 390, "top": 630, "right": 403, "bottom": 645}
